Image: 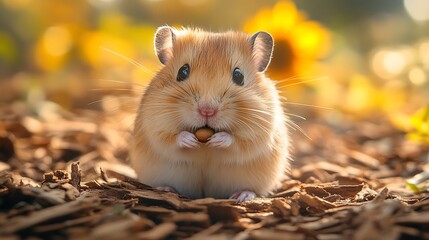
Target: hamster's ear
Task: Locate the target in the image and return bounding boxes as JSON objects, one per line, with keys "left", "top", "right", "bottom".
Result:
{"left": 249, "top": 31, "right": 274, "bottom": 72}
{"left": 154, "top": 26, "right": 176, "bottom": 64}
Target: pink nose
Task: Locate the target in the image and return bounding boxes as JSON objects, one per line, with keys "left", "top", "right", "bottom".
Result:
{"left": 198, "top": 106, "right": 218, "bottom": 117}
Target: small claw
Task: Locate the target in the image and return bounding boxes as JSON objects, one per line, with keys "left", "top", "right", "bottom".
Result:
{"left": 207, "top": 132, "right": 233, "bottom": 148}
{"left": 177, "top": 131, "right": 199, "bottom": 148}
{"left": 229, "top": 190, "right": 256, "bottom": 203}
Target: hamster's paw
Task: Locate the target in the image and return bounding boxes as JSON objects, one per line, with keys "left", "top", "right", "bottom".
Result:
{"left": 207, "top": 132, "right": 233, "bottom": 148}
{"left": 155, "top": 186, "right": 178, "bottom": 193}
{"left": 229, "top": 190, "right": 256, "bottom": 203}
{"left": 177, "top": 131, "right": 200, "bottom": 148}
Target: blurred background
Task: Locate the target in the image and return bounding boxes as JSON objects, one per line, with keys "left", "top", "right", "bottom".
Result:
{"left": 0, "top": 0, "right": 428, "bottom": 134}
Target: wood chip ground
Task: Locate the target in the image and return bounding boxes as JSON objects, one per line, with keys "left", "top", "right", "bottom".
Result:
{"left": 0, "top": 103, "right": 428, "bottom": 239}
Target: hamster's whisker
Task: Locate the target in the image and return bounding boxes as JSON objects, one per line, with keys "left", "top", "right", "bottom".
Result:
{"left": 89, "top": 88, "right": 136, "bottom": 92}
{"left": 140, "top": 105, "right": 178, "bottom": 108}
{"left": 236, "top": 111, "right": 272, "bottom": 126}
{"left": 224, "top": 122, "right": 234, "bottom": 134}
{"left": 272, "top": 75, "right": 304, "bottom": 85}
{"left": 286, "top": 119, "right": 312, "bottom": 141}
{"left": 279, "top": 96, "right": 333, "bottom": 110}
{"left": 142, "top": 105, "right": 188, "bottom": 111}
{"left": 140, "top": 103, "right": 185, "bottom": 111}
{"left": 176, "top": 82, "right": 194, "bottom": 95}
{"left": 284, "top": 113, "right": 306, "bottom": 120}
{"left": 87, "top": 96, "right": 137, "bottom": 106}
{"left": 274, "top": 75, "right": 327, "bottom": 85}
{"left": 187, "top": 83, "right": 197, "bottom": 97}
{"left": 248, "top": 119, "right": 271, "bottom": 135}
{"left": 234, "top": 106, "right": 271, "bottom": 118}
{"left": 232, "top": 99, "right": 279, "bottom": 105}
{"left": 148, "top": 111, "right": 182, "bottom": 121}
{"left": 101, "top": 98, "right": 139, "bottom": 110}
{"left": 100, "top": 47, "right": 155, "bottom": 76}
{"left": 95, "top": 79, "right": 148, "bottom": 88}
{"left": 170, "top": 84, "right": 189, "bottom": 95}
{"left": 237, "top": 113, "right": 271, "bottom": 135}
{"left": 236, "top": 107, "right": 271, "bottom": 116}
{"left": 225, "top": 85, "right": 255, "bottom": 98}
{"left": 170, "top": 84, "right": 194, "bottom": 99}
{"left": 275, "top": 77, "right": 329, "bottom": 89}
{"left": 235, "top": 118, "right": 258, "bottom": 138}
{"left": 152, "top": 92, "right": 193, "bottom": 106}
{"left": 221, "top": 81, "right": 234, "bottom": 99}
{"left": 91, "top": 80, "right": 147, "bottom": 96}
{"left": 284, "top": 101, "right": 333, "bottom": 110}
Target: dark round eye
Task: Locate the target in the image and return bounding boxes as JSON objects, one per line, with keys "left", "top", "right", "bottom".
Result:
{"left": 177, "top": 64, "right": 190, "bottom": 82}
{"left": 232, "top": 67, "right": 244, "bottom": 86}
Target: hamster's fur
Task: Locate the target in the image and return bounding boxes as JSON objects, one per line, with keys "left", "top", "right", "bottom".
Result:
{"left": 130, "top": 27, "right": 290, "bottom": 202}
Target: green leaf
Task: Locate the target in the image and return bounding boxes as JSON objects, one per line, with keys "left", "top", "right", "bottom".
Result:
{"left": 406, "top": 171, "right": 429, "bottom": 193}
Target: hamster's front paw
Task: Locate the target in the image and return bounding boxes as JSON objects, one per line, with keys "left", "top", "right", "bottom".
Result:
{"left": 177, "top": 131, "right": 200, "bottom": 148}
{"left": 207, "top": 132, "right": 233, "bottom": 148}
{"left": 230, "top": 190, "right": 256, "bottom": 203}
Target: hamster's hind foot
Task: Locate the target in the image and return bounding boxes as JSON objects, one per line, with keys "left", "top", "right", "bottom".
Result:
{"left": 229, "top": 190, "right": 256, "bottom": 203}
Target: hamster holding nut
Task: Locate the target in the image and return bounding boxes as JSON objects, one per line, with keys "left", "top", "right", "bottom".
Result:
{"left": 130, "top": 26, "right": 290, "bottom": 203}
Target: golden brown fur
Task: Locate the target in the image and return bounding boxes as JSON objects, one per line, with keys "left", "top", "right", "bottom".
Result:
{"left": 130, "top": 27, "right": 290, "bottom": 199}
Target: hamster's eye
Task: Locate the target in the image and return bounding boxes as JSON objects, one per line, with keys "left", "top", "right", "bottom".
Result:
{"left": 232, "top": 67, "right": 244, "bottom": 86}
{"left": 177, "top": 64, "right": 190, "bottom": 82}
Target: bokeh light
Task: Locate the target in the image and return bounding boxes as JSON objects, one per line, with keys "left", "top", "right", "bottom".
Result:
{"left": 0, "top": 0, "right": 427, "bottom": 123}
{"left": 42, "top": 26, "right": 72, "bottom": 57}
{"left": 404, "top": 0, "right": 429, "bottom": 22}
{"left": 35, "top": 25, "right": 73, "bottom": 72}
{"left": 371, "top": 47, "right": 414, "bottom": 79}
{"left": 408, "top": 67, "right": 427, "bottom": 85}
{"left": 419, "top": 41, "right": 429, "bottom": 69}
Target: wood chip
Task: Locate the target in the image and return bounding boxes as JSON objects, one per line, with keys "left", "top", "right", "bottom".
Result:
{"left": 137, "top": 222, "right": 177, "bottom": 240}
{"left": 128, "top": 189, "right": 184, "bottom": 209}
{"left": 323, "top": 184, "right": 364, "bottom": 199}
{"left": 271, "top": 199, "right": 293, "bottom": 218}
{"left": 186, "top": 223, "right": 224, "bottom": 240}
{"left": 373, "top": 187, "right": 389, "bottom": 203}
{"left": 0, "top": 195, "right": 100, "bottom": 234}
{"left": 249, "top": 229, "right": 305, "bottom": 240}
{"left": 131, "top": 205, "right": 175, "bottom": 215}
{"left": 296, "top": 192, "right": 337, "bottom": 212}
{"left": 395, "top": 211, "right": 429, "bottom": 224}
{"left": 347, "top": 150, "right": 380, "bottom": 169}
{"left": 298, "top": 216, "right": 342, "bottom": 231}
{"left": 90, "top": 217, "right": 139, "bottom": 239}
{"left": 70, "top": 162, "right": 81, "bottom": 190}
{"left": 20, "top": 187, "right": 66, "bottom": 205}
{"left": 0, "top": 171, "right": 12, "bottom": 185}
{"left": 168, "top": 212, "right": 210, "bottom": 226}
{"left": 207, "top": 205, "right": 240, "bottom": 223}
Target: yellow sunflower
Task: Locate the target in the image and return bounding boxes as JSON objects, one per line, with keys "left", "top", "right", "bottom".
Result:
{"left": 243, "top": 1, "right": 330, "bottom": 80}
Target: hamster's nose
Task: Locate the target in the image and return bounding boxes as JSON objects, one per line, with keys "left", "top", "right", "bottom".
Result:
{"left": 198, "top": 106, "right": 218, "bottom": 117}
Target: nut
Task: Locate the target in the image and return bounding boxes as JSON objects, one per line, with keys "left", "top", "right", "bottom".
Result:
{"left": 195, "top": 127, "right": 215, "bottom": 143}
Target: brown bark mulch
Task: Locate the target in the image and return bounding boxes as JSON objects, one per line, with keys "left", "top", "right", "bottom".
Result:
{"left": 0, "top": 102, "right": 428, "bottom": 240}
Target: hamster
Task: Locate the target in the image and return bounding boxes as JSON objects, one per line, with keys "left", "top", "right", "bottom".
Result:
{"left": 130, "top": 26, "right": 290, "bottom": 203}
